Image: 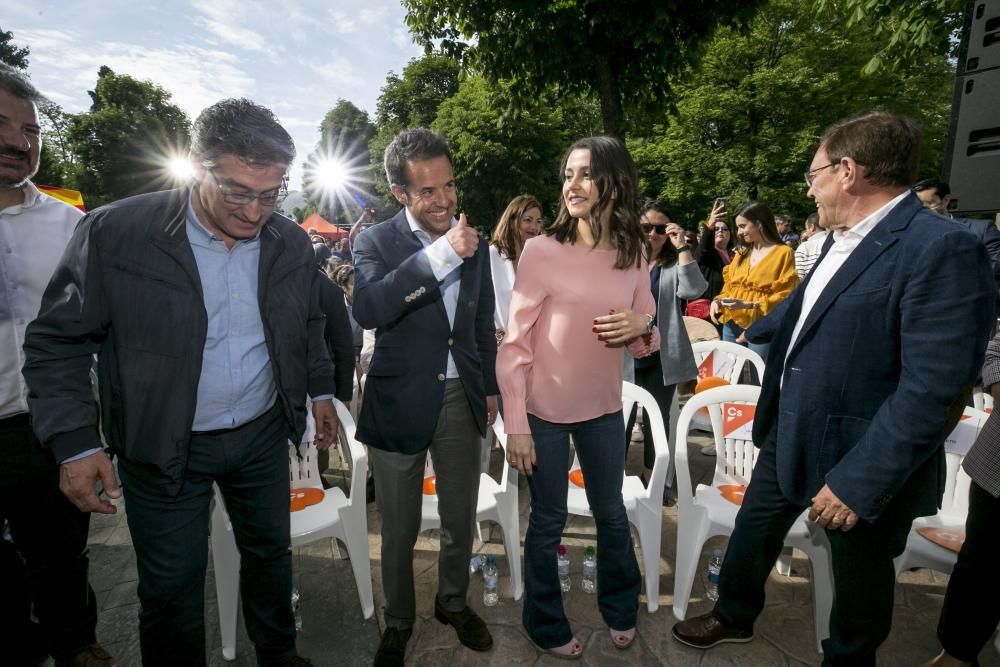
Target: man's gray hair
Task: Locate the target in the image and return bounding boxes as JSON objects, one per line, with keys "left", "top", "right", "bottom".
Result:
{"left": 0, "top": 64, "right": 45, "bottom": 104}
{"left": 190, "top": 98, "right": 295, "bottom": 168}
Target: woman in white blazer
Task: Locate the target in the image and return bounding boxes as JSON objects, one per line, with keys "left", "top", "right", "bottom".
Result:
{"left": 489, "top": 194, "right": 544, "bottom": 341}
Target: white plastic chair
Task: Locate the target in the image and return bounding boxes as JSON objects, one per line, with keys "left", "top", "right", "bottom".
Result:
{"left": 893, "top": 407, "right": 986, "bottom": 576}
{"left": 565, "top": 381, "right": 671, "bottom": 613}
{"left": 211, "top": 400, "right": 373, "bottom": 661}
{"left": 673, "top": 384, "right": 834, "bottom": 654}
{"left": 691, "top": 340, "right": 766, "bottom": 386}
{"left": 418, "top": 414, "right": 523, "bottom": 600}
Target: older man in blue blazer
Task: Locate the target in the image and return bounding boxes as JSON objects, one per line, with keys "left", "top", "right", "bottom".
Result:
{"left": 352, "top": 128, "right": 498, "bottom": 667}
{"left": 673, "top": 110, "right": 995, "bottom": 665}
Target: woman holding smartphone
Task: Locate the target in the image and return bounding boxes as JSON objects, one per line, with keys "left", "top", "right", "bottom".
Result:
{"left": 497, "top": 136, "right": 657, "bottom": 659}
{"left": 709, "top": 201, "right": 798, "bottom": 361}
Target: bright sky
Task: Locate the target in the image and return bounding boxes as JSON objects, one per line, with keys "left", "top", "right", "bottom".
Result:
{"left": 7, "top": 0, "right": 423, "bottom": 189}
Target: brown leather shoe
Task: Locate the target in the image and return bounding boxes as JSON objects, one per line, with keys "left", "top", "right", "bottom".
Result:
{"left": 60, "top": 643, "right": 119, "bottom": 667}
{"left": 434, "top": 600, "right": 493, "bottom": 651}
{"left": 671, "top": 613, "right": 753, "bottom": 649}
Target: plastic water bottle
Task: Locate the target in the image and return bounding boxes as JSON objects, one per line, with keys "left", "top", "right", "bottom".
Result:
{"left": 482, "top": 555, "right": 499, "bottom": 607}
{"left": 469, "top": 554, "right": 484, "bottom": 574}
{"left": 291, "top": 586, "right": 303, "bottom": 630}
{"left": 557, "top": 544, "right": 571, "bottom": 593}
{"left": 581, "top": 546, "right": 597, "bottom": 594}
{"left": 706, "top": 548, "right": 723, "bottom": 602}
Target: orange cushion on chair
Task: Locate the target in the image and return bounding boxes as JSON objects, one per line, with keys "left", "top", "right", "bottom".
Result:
{"left": 718, "top": 484, "right": 746, "bottom": 506}
{"left": 290, "top": 487, "right": 324, "bottom": 512}
{"left": 423, "top": 476, "right": 437, "bottom": 495}
{"left": 568, "top": 469, "right": 585, "bottom": 488}
{"left": 916, "top": 527, "right": 965, "bottom": 554}
{"left": 695, "top": 376, "right": 730, "bottom": 393}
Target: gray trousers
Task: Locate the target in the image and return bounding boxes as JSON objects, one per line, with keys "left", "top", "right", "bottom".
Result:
{"left": 370, "top": 379, "right": 482, "bottom": 630}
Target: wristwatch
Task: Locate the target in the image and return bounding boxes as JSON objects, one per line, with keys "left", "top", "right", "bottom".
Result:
{"left": 675, "top": 244, "right": 692, "bottom": 253}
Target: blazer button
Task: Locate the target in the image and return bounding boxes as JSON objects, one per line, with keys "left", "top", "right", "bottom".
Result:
{"left": 419, "top": 286, "right": 426, "bottom": 294}
{"left": 447, "top": 338, "right": 454, "bottom": 346}
{"left": 437, "top": 373, "right": 446, "bottom": 381}
{"left": 404, "top": 295, "right": 412, "bottom": 303}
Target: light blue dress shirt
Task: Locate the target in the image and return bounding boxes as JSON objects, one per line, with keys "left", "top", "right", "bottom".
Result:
{"left": 187, "top": 200, "right": 277, "bottom": 430}
{"left": 405, "top": 209, "right": 463, "bottom": 378}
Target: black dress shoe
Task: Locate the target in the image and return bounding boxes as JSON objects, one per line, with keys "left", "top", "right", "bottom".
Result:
{"left": 671, "top": 613, "right": 753, "bottom": 649}
{"left": 373, "top": 627, "right": 411, "bottom": 667}
{"left": 433, "top": 600, "right": 493, "bottom": 651}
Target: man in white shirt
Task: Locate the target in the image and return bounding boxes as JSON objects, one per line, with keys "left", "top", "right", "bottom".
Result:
{"left": 0, "top": 65, "right": 116, "bottom": 666}
{"left": 673, "top": 110, "right": 995, "bottom": 665}
{"left": 793, "top": 212, "right": 828, "bottom": 279}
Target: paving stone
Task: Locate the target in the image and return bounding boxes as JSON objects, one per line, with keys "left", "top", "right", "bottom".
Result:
{"left": 636, "top": 611, "right": 702, "bottom": 667}
{"left": 101, "top": 579, "right": 138, "bottom": 611}
{"left": 694, "top": 635, "right": 790, "bottom": 665}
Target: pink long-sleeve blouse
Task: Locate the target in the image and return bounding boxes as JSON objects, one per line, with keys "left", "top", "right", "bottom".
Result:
{"left": 496, "top": 234, "right": 658, "bottom": 435}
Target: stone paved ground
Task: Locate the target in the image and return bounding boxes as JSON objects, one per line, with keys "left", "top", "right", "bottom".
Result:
{"left": 84, "top": 425, "right": 1000, "bottom": 666}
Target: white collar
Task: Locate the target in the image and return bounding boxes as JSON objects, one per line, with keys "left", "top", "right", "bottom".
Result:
{"left": 831, "top": 190, "right": 909, "bottom": 243}
{"left": 405, "top": 207, "right": 456, "bottom": 239}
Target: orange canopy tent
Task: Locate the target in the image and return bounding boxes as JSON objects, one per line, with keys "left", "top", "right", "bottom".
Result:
{"left": 301, "top": 212, "right": 349, "bottom": 242}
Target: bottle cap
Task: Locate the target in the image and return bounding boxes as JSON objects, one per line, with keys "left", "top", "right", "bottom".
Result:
{"left": 558, "top": 544, "right": 567, "bottom": 556}
{"left": 486, "top": 554, "right": 495, "bottom": 566}
{"left": 585, "top": 546, "right": 595, "bottom": 557}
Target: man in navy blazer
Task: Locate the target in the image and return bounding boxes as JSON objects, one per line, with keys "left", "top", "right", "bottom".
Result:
{"left": 352, "top": 128, "right": 498, "bottom": 666}
{"left": 913, "top": 178, "right": 1000, "bottom": 292}
{"left": 673, "top": 110, "right": 995, "bottom": 664}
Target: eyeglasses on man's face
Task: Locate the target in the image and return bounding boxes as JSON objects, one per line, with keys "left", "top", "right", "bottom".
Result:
{"left": 208, "top": 169, "right": 286, "bottom": 207}
{"left": 804, "top": 162, "right": 837, "bottom": 187}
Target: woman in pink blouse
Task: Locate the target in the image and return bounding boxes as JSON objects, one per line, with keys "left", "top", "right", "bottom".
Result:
{"left": 497, "top": 136, "right": 657, "bottom": 659}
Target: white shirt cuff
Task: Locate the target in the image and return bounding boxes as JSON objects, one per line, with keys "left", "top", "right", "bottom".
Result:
{"left": 424, "top": 235, "right": 464, "bottom": 282}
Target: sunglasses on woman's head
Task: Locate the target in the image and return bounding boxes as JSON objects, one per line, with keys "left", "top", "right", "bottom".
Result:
{"left": 641, "top": 224, "right": 667, "bottom": 234}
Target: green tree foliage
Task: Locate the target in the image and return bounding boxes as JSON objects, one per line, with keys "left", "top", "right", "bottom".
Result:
{"left": 815, "top": 0, "right": 965, "bottom": 74}
{"left": 369, "top": 54, "right": 461, "bottom": 204}
{"left": 432, "top": 74, "right": 601, "bottom": 229}
{"left": 67, "top": 67, "right": 190, "bottom": 207}
{"left": 629, "top": 0, "right": 955, "bottom": 227}
{"left": 403, "top": 0, "right": 765, "bottom": 137}
{"left": 0, "top": 28, "right": 30, "bottom": 69}
{"left": 303, "top": 99, "right": 376, "bottom": 222}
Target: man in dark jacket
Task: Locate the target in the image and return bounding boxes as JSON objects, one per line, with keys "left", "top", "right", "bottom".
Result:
{"left": 22, "top": 99, "right": 337, "bottom": 667}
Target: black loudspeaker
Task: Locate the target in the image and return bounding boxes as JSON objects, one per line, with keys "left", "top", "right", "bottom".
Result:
{"left": 945, "top": 0, "right": 1000, "bottom": 214}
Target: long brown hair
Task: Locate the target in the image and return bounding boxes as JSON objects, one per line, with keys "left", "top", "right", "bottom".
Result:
{"left": 491, "top": 194, "right": 543, "bottom": 261}
{"left": 547, "top": 136, "right": 645, "bottom": 270}
{"left": 732, "top": 200, "right": 782, "bottom": 262}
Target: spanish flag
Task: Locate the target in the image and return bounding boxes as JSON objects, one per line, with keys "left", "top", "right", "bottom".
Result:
{"left": 36, "top": 184, "right": 85, "bottom": 211}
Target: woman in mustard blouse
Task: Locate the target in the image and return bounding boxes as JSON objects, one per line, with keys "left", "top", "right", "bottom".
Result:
{"left": 709, "top": 201, "right": 798, "bottom": 361}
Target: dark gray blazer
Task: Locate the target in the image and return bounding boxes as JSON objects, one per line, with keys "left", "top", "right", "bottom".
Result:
{"left": 966, "top": 333, "right": 1000, "bottom": 498}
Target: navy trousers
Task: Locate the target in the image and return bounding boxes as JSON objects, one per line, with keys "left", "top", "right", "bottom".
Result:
{"left": 118, "top": 403, "right": 295, "bottom": 667}
{"left": 523, "top": 410, "right": 640, "bottom": 648}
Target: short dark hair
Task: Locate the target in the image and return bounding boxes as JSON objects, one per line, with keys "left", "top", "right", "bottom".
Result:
{"left": 820, "top": 109, "right": 921, "bottom": 188}
{"left": 383, "top": 128, "right": 452, "bottom": 189}
{"left": 912, "top": 177, "right": 949, "bottom": 198}
{"left": 191, "top": 98, "right": 295, "bottom": 168}
{"left": 0, "top": 64, "right": 44, "bottom": 103}
{"left": 548, "top": 136, "right": 644, "bottom": 270}
{"left": 804, "top": 212, "right": 820, "bottom": 230}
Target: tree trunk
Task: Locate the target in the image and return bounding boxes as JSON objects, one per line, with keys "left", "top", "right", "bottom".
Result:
{"left": 593, "top": 54, "right": 622, "bottom": 138}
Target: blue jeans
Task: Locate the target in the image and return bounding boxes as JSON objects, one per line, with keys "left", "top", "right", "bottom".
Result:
{"left": 723, "top": 321, "right": 770, "bottom": 365}
{"left": 523, "top": 411, "right": 641, "bottom": 648}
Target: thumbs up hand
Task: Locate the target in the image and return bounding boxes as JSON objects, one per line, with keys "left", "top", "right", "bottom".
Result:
{"left": 446, "top": 212, "right": 480, "bottom": 258}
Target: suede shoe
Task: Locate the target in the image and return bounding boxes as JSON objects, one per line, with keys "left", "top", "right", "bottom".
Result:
{"left": 434, "top": 600, "right": 493, "bottom": 651}
{"left": 671, "top": 613, "right": 753, "bottom": 649}
{"left": 373, "top": 627, "right": 411, "bottom": 667}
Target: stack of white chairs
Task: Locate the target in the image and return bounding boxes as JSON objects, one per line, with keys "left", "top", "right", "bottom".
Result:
{"left": 211, "top": 399, "right": 373, "bottom": 661}
{"left": 672, "top": 384, "right": 834, "bottom": 654}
